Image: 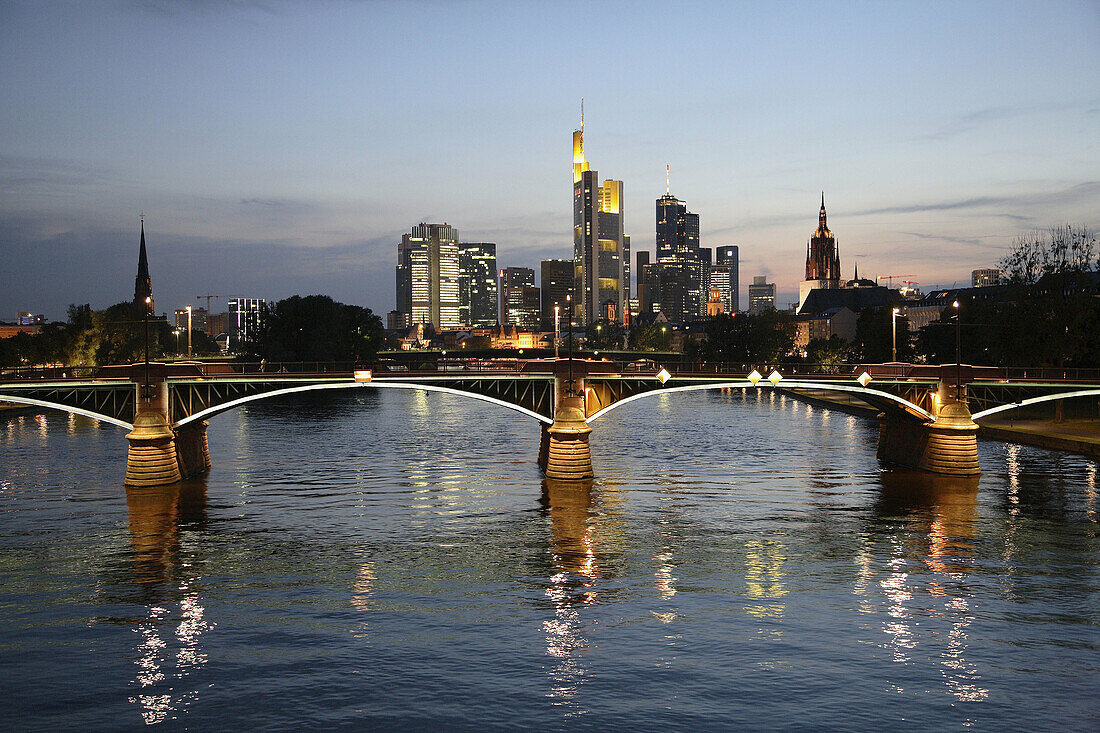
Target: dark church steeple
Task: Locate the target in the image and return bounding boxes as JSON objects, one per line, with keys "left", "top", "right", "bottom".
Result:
{"left": 134, "top": 216, "right": 153, "bottom": 314}
{"left": 805, "top": 194, "right": 841, "bottom": 283}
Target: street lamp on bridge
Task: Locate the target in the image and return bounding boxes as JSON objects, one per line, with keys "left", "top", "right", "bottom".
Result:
{"left": 953, "top": 299, "right": 962, "bottom": 402}
{"left": 891, "top": 307, "right": 900, "bottom": 362}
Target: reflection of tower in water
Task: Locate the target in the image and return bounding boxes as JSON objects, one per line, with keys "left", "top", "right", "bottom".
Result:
{"left": 868, "top": 471, "right": 988, "bottom": 702}
{"left": 124, "top": 481, "right": 212, "bottom": 725}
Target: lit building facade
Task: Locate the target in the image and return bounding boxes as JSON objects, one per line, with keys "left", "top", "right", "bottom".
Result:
{"left": 798, "top": 195, "right": 842, "bottom": 312}
{"left": 652, "top": 187, "right": 705, "bottom": 321}
{"left": 396, "top": 223, "right": 461, "bottom": 329}
{"left": 174, "top": 307, "right": 209, "bottom": 334}
{"left": 500, "top": 267, "right": 540, "bottom": 330}
{"left": 716, "top": 245, "right": 739, "bottom": 311}
{"left": 748, "top": 276, "right": 776, "bottom": 314}
{"left": 459, "top": 242, "right": 498, "bottom": 327}
{"left": 540, "top": 259, "right": 573, "bottom": 331}
{"left": 971, "top": 268, "right": 1001, "bottom": 287}
{"left": 227, "top": 297, "right": 265, "bottom": 351}
{"left": 573, "top": 120, "right": 628, "bottom": 325}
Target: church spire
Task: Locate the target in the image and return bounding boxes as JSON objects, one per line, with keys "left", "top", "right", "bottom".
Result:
{"left": 134, "top": 215, "right": 153, "bottom": 314}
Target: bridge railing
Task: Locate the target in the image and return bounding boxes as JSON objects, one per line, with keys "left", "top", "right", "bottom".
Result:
{"left": 5, "top": 359, "right": 1100, "bottom": 383}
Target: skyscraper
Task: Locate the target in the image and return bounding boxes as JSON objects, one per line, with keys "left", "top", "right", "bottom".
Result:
{"left": 748, "top": 276, "right": 776, "bottom": 314}
{"left": 134, "top": 217, "right": 153, "bottom": 314}
{"left": 540, "top": 259, "right": 573, "bottom": 331}
{"left": 798, "top": 194, "right": 841, "bottom": 311}
{"left": 653, "top": 180, "right": 705, "bottom": 321}
{"left": 459, "top": 242, "right": 498, "bottom": 327}
{"left": 500, "top": 267, "right": 540, "bottom": 330}
{"left": 716, "top": 245, "right": 739, "bottom": 311}
{"left": 708, "top": 264, "right": 732, "bottom": 315}
{"left": 573, "top": 111, "right": 627, "bottom": 325}
{"left": 396, "top": 223, "right": 461, "bottom": 329}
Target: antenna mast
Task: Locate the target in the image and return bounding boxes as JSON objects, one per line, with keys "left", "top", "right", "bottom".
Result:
{"left": 666, "top": 164, "right": 670, "bottom": 195}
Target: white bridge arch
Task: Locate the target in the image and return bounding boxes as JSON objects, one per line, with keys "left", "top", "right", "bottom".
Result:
{"left": 971, "top": 389, "right": 1100, "bottom": 421}
{"left": 0, "top": 394, "right": 134, "bottom": 430}
{"left": 586, "top": 380, "right": 935, "bottom": 423}
{"left": 172, "top": 380, "right": 554, "bottom": 428}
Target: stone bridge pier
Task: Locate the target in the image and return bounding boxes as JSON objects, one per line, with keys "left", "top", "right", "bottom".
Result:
{"left": 877, "top": 381, "right": 980, "bottom": 476}
{"left": 537, "top": 372, "right": 594, "bottom": 481}
{"left": 125, "top": 377, "right": 210, "bottom": 487}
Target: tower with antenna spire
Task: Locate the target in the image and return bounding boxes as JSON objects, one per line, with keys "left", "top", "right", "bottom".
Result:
{"left": 134, "top": 216, "right": 154, "bottom": 314}
{"left": 572, "top": 102, "right": 629, "bottom": 325}
{"left": 650, "top": 165, "right": 705, "bottom": 320}
{"left": 798, "top": 193, "right": 842, "bottom": 311}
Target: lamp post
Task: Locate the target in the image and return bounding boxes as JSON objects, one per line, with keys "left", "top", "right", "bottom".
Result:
{"left": 143, "top": 296, "right": 151, "bottom": 399}
{"left": 173, "top": 329, "right": 180, "bottom": 355}
{"left": 566, "top": 292, "right": 574, "bottom": 395}
{"left": 554, "top": 304, "right": 560, "bottom": 358}
{"left": 891, "top": 307, "right": 900, "bottom": 362}
{"left": 186, "top": 304, "right": 193, "bottom": 357}
{"left": 953, "top": 299, "right": 961, "bottom": 401}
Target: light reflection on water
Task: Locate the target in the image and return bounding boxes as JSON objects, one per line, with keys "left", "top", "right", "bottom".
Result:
{"left": 0, "top": 389, "right": 1097, "bottom": 729}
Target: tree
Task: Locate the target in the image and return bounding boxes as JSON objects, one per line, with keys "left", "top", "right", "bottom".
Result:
{"left": 850, "top": 308, "right": 912, "bottom": 363}
{"left": 586, "top": 319, "right": 622, "bottom": 350}
{"left": 246, "top": 295, "right": 384, "bottom": 363}
{"left": 699, "top": 311, "right": 795, "bottom": 366}
{"left": 629, "top": 323, "right": 672, "bottom": 351}
{"left": 806, "top": 335, "right": 850, "bottom": 372}
{"left": 998, "top": 224, "right": 1098, "bottom": 367}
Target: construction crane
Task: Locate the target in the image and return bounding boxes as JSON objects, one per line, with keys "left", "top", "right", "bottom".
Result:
{"left": 196, "top": 294, "right": 222, "bottom": 313}
{"left": 876, "top": 274, "right": 915, "bottom": 288}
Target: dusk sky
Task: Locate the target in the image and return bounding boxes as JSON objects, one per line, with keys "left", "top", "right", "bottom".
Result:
{"left": 2, "top": 0, "right": 1098, "bottom": 320}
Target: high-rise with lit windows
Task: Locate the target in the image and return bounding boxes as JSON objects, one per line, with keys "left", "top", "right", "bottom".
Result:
{"left": 573, "top": 112, "right": 628, "bottom": 325}
{"left": 459, "top": 242, "right": 498, "bottom": 327}
{"left": 396, "top": 223, "right": 461, "bottom": 329}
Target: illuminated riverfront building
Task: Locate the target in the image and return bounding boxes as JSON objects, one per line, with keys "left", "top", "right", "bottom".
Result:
{"left": 459, "top": 242, "right": 498, "bottom": 327}
{"left": 573, "top": 109, "right": 629, "bottom": 325}
{"left": 396, "top": 223, "right": 461, "bottom": 330}
{"left": 798, "top": 194, "right": 842, "bottom": 311}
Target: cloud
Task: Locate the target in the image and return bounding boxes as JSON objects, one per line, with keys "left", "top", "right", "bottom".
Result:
{"left": 851, "top": 181, "right": 1100, "bottom": 218}
{"left": 920, "top": 106, "right": 1020, "bottom": 142}
{"left": 0, "top": 155, "right": 117, "bottom": 192}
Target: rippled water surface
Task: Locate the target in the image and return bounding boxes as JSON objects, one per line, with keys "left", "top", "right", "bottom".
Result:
{"left": 2, "top": 389, "right": 1098, "bottom": 730}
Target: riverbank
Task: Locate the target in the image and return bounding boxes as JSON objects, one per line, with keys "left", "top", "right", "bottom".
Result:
{"left": 783, "top": 388, "right": 1100, "bottom": 460}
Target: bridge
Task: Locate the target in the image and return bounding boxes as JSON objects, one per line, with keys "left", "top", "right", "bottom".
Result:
{"left": 2, "top": 359, "right": 1098, "bottom": 486}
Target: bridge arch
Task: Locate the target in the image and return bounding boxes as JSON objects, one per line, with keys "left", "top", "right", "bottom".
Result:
{"left": 0, "top": 394, "right": 133, "bottom": 430}
{"left": 173, "top": 380, "right": 554, "bottom": 428}
{"left": 971, "top": 389, "right": 1100, "bottom": 421}
{"left": 585, "top": 380, "right": 934, "bottom": 423}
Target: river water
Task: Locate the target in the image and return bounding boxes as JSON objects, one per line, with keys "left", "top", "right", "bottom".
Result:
{"left": 1, "top": 389, "right": 1098, "bottom": 730}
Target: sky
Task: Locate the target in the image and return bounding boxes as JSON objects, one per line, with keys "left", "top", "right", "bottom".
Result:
{"left": 2, "top": 0, "right": 1098, "bottom": 320}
